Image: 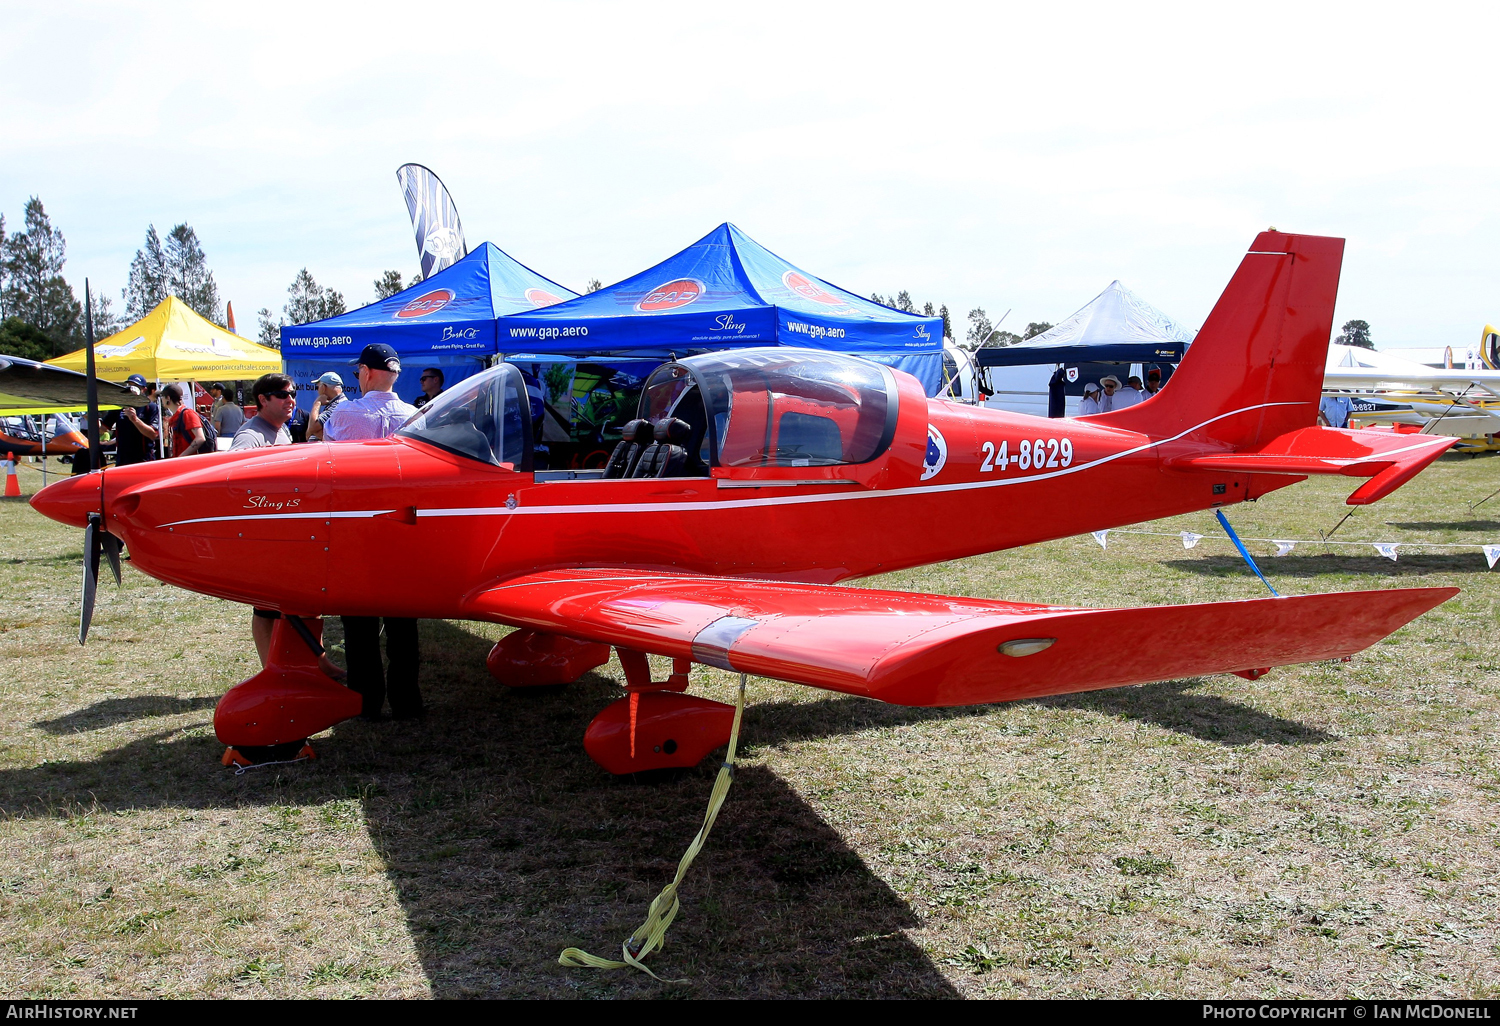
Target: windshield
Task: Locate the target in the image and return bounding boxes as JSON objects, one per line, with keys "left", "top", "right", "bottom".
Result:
{"left": 396, "top": 363, "right": 533, "bottom": 469}
{"left": 660, "top": 349, "right": 898, "bottom": 468}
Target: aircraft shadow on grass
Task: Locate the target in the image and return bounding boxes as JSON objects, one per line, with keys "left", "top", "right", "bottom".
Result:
{"left": 1165, "top": 553, "right": 1489, "bottom": 578}
{"left": 33, "top": 695, "right": 218, "bottom": 734}
{"left": 1036, "top": 680, "right": 1335, "bottom": 746}
{"left": 0, "top": 618, "right": 957, "bottom": 998}
{"left": 0, "top": 616, "right": 1337, "bottom": 995}
{"left": 1384, "top": 520, "right": 1500, "bottom": 532}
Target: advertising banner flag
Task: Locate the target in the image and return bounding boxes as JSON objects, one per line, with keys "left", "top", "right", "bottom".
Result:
{"left": 397, "top": 163, "right": 468, "bottom": 280}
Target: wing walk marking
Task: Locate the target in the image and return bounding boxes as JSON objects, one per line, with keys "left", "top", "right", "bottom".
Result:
{"left": 160, "top": 401, "right": 1302, "bottom": 528}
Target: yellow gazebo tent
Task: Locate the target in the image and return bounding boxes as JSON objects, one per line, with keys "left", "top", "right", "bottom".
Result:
{"left": 48, "top": 296, "right": 282, "bottom": 382}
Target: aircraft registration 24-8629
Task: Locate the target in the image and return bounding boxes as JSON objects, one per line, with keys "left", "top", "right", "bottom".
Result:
{"left": 31, "top": 232, "right": 1459, "bottom": 777}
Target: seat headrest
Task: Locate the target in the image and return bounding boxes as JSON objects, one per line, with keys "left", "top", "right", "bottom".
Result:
{"left": 622, "top": 418, "right": 654, "bottom": 444}
{"left": 654, "top": 417, "right": 691, "bottom": 445}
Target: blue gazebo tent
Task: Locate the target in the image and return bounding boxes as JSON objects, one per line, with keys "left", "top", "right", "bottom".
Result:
{"left": 976, "top": 281, "right": 1196, "bottom": 368}
{"left": 496, "top": 224, "right": 944, "bottom": 393}
{"left": 281, "top": 242, "right": 578, "bottom": 408}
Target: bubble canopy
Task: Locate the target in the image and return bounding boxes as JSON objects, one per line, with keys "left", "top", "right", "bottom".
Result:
{"left": 643, "top": 348, "right": 900, "bottom": 469}
{"left": 396, "top": 362, "right": 533, "bottom": 470}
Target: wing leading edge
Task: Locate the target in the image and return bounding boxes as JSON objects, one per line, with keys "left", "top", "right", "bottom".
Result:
{"left": 465, "top": 569, "right": 1454, "bottom": 707}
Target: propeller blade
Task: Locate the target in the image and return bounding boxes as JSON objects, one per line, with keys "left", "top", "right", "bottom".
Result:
{"left": 80, "top": 517, "right": 99, "bottom": 644}
{"left": 101, "top": 529, "right": 122, "bottom": 586}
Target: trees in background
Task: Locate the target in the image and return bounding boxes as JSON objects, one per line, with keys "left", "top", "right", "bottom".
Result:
{"left": 0, "top": 198, "right": 83, "bottom": 355}
{"left": 1336, "top": 319, "right": 1373, "bottom": 349}
{"left": 256, "top": 268, "right": 347, "bottom": 349}
{"left": 871, "top": 291, "right": 953, "bottom": 341}
{"left": 124, "top": 223, "right": 221, "bottom": 322}
{"left": 373, "top": 270, "right": 405, "bottom": 300}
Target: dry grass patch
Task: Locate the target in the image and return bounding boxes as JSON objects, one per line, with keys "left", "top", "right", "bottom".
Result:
{"left": 1, "top": 453, "right": 1499, "bottom": 997}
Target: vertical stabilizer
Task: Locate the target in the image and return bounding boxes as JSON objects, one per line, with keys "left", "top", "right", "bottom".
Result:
{"left": 1094, "top": 232, "right": 1344, "bottom": 449}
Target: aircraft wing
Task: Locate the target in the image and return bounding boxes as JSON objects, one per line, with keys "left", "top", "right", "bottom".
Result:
{"left": 1324, "top": 366, "right": 1500, "bottom": 394}
{"left": 0, "top": 355, "right": 147, "bottom": 412}
{"left": 464, "top": 569, "right": 1454, "bottom": 707}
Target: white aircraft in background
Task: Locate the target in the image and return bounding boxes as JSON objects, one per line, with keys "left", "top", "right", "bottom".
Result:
{"left": 1323, "top": 341, "right": 1500, "bottom": 445}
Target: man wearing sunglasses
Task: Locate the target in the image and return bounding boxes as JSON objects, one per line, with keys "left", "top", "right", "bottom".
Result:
{"left": 413, "top": 367, "right": 444, "bottom": 409}
{"left": 229, "top": 373, "right": 297, "bottom": 450}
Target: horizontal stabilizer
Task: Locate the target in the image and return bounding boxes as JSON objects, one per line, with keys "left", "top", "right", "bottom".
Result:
{"left": 465, "top": 569, "right": 1454, "bottom": 707}
{"left": 1169, "top": 426, "right": 1455, "bottom": 504}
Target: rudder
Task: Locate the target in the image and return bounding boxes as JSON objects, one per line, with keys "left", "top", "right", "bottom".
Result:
{"left": 1093, "top": 231, "right": 1344, "bottom": 449}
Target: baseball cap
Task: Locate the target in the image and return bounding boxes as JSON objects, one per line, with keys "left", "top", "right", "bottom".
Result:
{"left": 354, "top": 343, "right": 401, "bottom": 373}
{"left": 125, "top": 374, "right": 148, "bottom": 388}
{"left": 314, "top": 371, "right": 343, "bottom": 387}
{"left": 1083, "top": 381, "right": 1101, "bottom": 394}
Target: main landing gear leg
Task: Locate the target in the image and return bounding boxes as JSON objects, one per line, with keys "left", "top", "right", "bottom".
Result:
{"left": 216, "top": 615, "right": 362, "bottom": 770}
{"left": 583, "top": 649, "right": 736, "bottom": 775}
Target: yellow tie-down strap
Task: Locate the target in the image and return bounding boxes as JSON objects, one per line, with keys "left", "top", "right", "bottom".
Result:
{"left": 559, "top": 673, "right": 748, "bottom": 982}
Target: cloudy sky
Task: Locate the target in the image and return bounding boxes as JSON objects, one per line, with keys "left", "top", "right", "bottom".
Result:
{"left": 4, "top": 1, "right": 1497, "bottom": 346}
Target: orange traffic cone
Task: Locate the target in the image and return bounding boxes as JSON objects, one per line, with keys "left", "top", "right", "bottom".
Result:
{"left": 3, "top": 453, "right": 18, "bottom": 497}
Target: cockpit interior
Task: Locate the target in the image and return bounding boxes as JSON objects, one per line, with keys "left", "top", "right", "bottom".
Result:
{"left": 397, "top": 348, "right": 901, "bottom": 481}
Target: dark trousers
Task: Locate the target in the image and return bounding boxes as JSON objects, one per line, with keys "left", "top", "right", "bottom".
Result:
{"left": 341, "top": 616, "right": 422, "bottom": 718}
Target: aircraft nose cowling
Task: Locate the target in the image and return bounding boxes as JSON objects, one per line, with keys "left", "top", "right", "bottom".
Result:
{"left": 29, "top": 470, "right": 101, "bottom": 528}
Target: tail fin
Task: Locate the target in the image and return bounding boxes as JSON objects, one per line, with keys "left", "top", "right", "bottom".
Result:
{"left": 1097, "top": 231, "right": 1344, "bottom": 449}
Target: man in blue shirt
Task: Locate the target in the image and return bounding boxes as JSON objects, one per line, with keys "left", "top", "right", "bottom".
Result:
{"left": 328, "top": 344, "right": 424, "bottom": 720}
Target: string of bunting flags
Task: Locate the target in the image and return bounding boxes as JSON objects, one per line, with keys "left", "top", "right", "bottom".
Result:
{"left": 1087, "top": 527, "right": 1500, "bottom": 569}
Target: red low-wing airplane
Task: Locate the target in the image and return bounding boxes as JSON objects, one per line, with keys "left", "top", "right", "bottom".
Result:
{"left": 31, "top": 232, "right": 1458, "bottom": 773}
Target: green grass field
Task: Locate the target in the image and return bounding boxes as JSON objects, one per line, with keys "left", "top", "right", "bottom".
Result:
{"left": 2, "top": 452, "right": 1499, "bottom": 998}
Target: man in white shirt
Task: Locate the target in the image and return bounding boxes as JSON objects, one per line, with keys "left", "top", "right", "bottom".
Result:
{"left": 1098, "top": 375, "right": 1124, "bottom": 412}
{"left": 1112, "top": 375, "right": 1146, "bottom": 410}
{"left": 325, "top": 344, "right": 419, "bottom": 442}
{"left": 325, "top": 343, "right": 424, "bottom": 720}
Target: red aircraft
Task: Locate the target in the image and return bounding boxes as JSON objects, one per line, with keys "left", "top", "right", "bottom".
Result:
{"left": 31, "top": 232, "right": 1458, "bottom": 774}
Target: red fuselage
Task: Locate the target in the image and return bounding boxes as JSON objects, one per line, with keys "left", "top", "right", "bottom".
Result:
{"left": 37, "top": 389, "right": 1273, "bottom": 618}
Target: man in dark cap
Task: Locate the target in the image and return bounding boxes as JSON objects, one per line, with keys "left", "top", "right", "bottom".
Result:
{"left": 112, "top": 374, "right": 160, "bottom": 466}
{"left": 325, "top": 344, "right": 424, "bottom": 720}
{"left": 325, "top": 344, "right": 418, "bottom": 441}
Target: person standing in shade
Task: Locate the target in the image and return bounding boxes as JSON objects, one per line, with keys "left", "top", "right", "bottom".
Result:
{"left": 1098, "top": 374, "right": 1123, "bottom": 412}
{"left": 230, "top": 373, "right": 297, "bottom": 450}
{"left": 1145, "top": 367, "right": 1164, "bottom": 395}
{"left": 162, "top": 384, "right": 208, "bottom": 457}
{"left": 213, "top": 387, "right": 245, "bottom": 442}
{"left": 1078, "top": 382, "right": 1104, "bottom": 416}
{"left": 111, "top": 374, "right": 161, "bottom": 467}
{"left": 327, "top": 344, "right": 423, "bottom": 720}
{"left": 1113, "top": 375, "right": 1146, "bottom": 409}
{"left": 413, "top": 367, "right": 444, "bottom": 409}
{"left": 305, "top": 371, "right": 347, "bottom": 442}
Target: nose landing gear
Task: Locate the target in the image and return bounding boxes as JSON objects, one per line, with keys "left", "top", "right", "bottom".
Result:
{"left": 215, "top": 615, "right": 361, "bottom": 769}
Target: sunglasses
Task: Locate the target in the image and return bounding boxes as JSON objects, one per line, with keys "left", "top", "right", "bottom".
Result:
{"left": 420, "top": 374, "right": 439, "bottom": 381}
{"left": 261, "top": 389, "right": 297, "bottom": 399}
